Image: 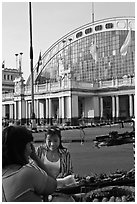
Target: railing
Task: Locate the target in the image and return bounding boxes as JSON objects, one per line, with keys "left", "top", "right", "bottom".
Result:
{"left": 2, "top": 76, "right": 135, "bottom": 100}
{"left": 71, "top": 80, "right": 94, "bottom": 90}
{"left": 117, "top": 77, "right": 135, "bottom": 87}
{"left": 98, "top": 77, "right": 135, "bottom": 88}
{"left": 24, "top": 80, "right": 94, "bottom": 95}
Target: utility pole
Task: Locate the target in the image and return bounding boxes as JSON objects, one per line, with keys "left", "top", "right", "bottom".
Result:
{"left": 68, "top": 38, "right": 72, "bottom": 125}
{"left": 29, "top": 2, "right": 36, "bottom": 130}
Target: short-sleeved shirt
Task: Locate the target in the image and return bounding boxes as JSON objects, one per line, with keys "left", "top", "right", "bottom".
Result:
{"left": 2, "top": 163, "right": 56, "bottom": 202}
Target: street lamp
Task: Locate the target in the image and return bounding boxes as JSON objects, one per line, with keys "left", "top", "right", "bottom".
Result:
{"left": 15, "top": 54, "right": 18, "bottom": 70}
{"left": 19, "top": 52, "right": 23, "bottom": 76}
{"left": 15, "top": 52, "right": 24, "bottom": 125}
{"left": 15, "top": 52, "right": 23, "bottom": 75}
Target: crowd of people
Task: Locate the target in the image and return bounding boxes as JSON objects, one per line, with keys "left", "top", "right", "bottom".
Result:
{"left": 2, "top": 125, "right": 75, "bottom": 202}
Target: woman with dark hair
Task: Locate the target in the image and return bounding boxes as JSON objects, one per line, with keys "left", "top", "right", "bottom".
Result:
{"left": 2, "top": 126, "right": 57, "bottom": 202}
{"left": 36, "top": 126, "right": 75, "bottom": 202}
{"left": 37, "top": 126, "right": 74, "bottom": 179}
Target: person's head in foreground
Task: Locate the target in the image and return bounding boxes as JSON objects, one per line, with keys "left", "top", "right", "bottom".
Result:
{"left": 2, "top": 125, "right": 33, "bottom": 167}
{"left": 2, "top": 126, "right": 57, "bottom": 202}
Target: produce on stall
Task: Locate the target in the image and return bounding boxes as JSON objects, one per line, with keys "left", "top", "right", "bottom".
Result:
{"left": 56, "top": 168, "right": 135, "bottom": 202}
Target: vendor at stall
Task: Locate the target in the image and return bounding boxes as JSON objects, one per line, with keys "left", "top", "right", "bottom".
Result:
{"left": 33, "top": 126, "right": 76, "bottom": 201}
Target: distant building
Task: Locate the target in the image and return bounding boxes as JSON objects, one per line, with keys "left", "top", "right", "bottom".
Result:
{"left": 2, "top": 67, "right": 21, "bottom": 93}
{"left": 2, "top": 66, "right": 22, "bottom": 120}
{"left": 2, "top": 16, "right": 135, "bottom": 125}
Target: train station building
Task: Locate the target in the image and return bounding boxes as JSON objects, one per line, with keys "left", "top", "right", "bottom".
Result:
{"left": 2, "top": 16, "right": 135, "bottom": 126}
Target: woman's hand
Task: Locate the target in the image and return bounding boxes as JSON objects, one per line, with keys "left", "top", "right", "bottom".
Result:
{"left": 57, "top": 175, "right": 76, "bottom": 188}
{"left": 56, "top": 178, "right": 66, "bottom": 188}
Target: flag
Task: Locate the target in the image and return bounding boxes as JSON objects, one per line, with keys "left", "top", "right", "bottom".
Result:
{"left": 89, "top": 40, "right": 98, "bottom": 63}
{"left": 2, "top": 60, "right": 5, "bottom": 68}
{"left": 58, "top": 54, "right": 64, "bottom": 76}
{"left": 37, "top": 52, "right": 42, "bottom": 73}
{"left": 120, "top": 28, "right": 131, "bottom": 56}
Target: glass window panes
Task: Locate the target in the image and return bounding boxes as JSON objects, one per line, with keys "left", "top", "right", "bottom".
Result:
{"left": 37, "top": 29, "right": 135, "bottom": 83}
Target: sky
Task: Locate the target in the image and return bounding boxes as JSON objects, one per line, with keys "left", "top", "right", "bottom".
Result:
{"left": 2, "top": 1, "right": 135, "bottom": 81}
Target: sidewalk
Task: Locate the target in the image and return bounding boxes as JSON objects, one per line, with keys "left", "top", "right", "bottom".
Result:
{"left": 29, "top": 121, "right": 124, "bottom": 133}
{"left": 32, "top": 123, "right": 133, "bottom": 143}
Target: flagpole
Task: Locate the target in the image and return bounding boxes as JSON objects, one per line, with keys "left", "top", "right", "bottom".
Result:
{"left": 29, "top": 2, "right": 36, "bottom": 130}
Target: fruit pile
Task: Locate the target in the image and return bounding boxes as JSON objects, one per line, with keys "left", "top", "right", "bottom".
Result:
{"left": 57, "top": 168, "right": 135, "bottom": 201}
{"left": 75, "top": 168, "right": 135, "bottom": 189}
{"left": 83, "top": 186, "right": 135, "bottom": 202}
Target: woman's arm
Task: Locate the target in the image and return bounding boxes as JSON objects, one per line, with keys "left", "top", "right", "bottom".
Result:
{"left": 26, "top": 164, "right": 57, "bottom": 196}
{"left": 58, "top": 149, "right": 74, "bottom": 178}
{"left": 64, "top": 150, "right": 74, "bottom": 176}
{"left": 30, "top": 143, "right": 55, "bottom": 178}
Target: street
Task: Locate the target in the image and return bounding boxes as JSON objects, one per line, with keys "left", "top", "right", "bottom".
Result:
{"left": 34, "top": 124, "right": 134, "bottom": 176}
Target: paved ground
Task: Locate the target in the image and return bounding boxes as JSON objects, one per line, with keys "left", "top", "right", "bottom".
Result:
{"left": 33, "top": 123, "right": 134, "bottom": 176}
{"left": 65, "top": 142, "right": 134, "bottom": 176}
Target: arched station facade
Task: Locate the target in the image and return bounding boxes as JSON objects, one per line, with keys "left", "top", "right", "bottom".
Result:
{"left": 2, "top": 16, "right": 135, "bottom": 126}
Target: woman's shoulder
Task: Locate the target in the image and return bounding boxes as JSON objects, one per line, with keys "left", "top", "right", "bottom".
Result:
{"left": 22, "top": 163, "right": 48, "bottom": 177}
{"left": 2, "top": 164, "right": 23, "bottom": 177}
{"left": 59, "top": 148, "right": 70, "bottom": 155}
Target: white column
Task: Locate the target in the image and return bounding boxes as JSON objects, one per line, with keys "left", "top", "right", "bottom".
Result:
{"left": 129, "top": 95, "right": 133, "bottom": 117}
{"left": 62, "top": 96, "right": 65, "bottom": 119}
{"left": 9, "top": 104, "right": 11, "bottom": 119}
{"left": 22, "top": 100, "right": 26, "bottom": 118}
{"left": 2, "top": 105, "right": 6, "bottom": 118}
{"left": 59, "top": 97, "right": 62, "bottom": 118}
{"left": 68, "top": 96, "right": 72, "bottom": 119}
{"left": 46, "top": 99, "right": 49, "bottom": 119}
{"left": 15, "top": 101, "right": 18, "bottom": 119}
{"left": 112, "top": 96, "right": 115, "bottom": 118}
{"left": 72, "top": 95, "right": 78, "bottom": 118}
{"left": 116, "top": 96, "right": 119, "bottom": 118}
{"left": 36, "top": 100, "right": 39, "bottom": 119}
{"left": 100, "top": 97, "right": 103, "bottom": 118}
{"left": 9, "top": 104, "right": 14, "bottom": 119}
{"left": 133, "top": 94, "right": 135, "bottom": 116}
{"left": 18, "top": 100, "right": 24, "bottom": 119}
{"left": 93, "top": 96, "right": 100, "bottom": 117}
{"left": 26, "top": 101, "right": 28, "bottom": 119}
{"left": 28, "top": 102, "right": 31, "bottom": 119}
{"left": 18, "top": 101, "right": 21, "bottom": 119}
{"left": 39, "top": 100, "right": 44, "bottom": 118}
{"left": 43, "top": 100, "right": 46, "bottom": 118}
{"left": 14, "top": 102, "right": 17, "bottom": 120}
{"left": 49, "top": 98, "right": 52, "bottom": 118}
